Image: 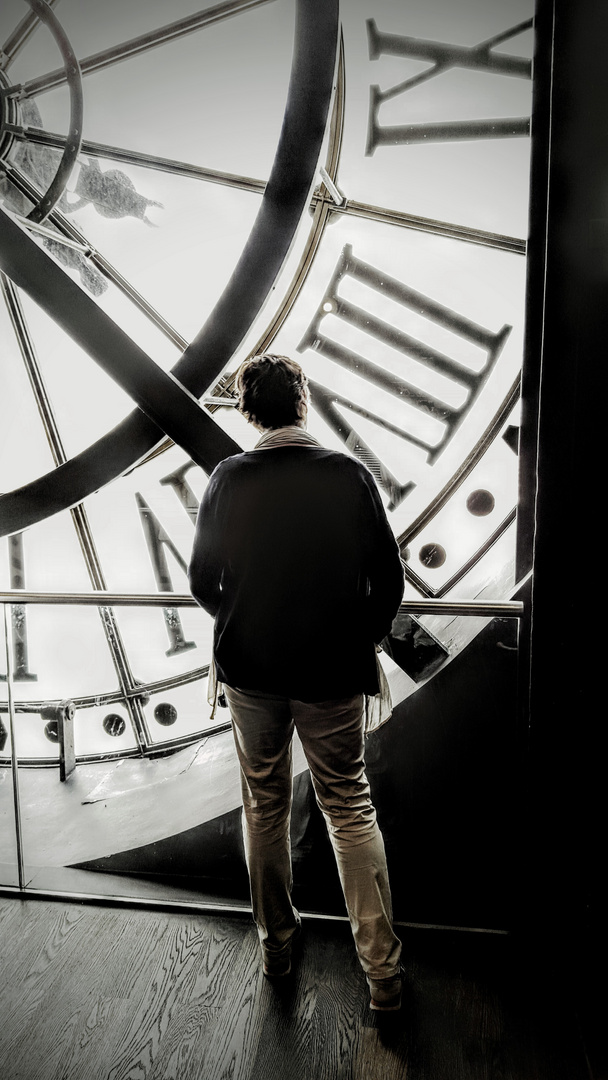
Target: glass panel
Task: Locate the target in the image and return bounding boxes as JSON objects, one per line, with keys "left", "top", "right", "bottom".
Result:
{"left": 401, "top": 415, "right": 520, "bottom": 595}
{"left": 144, "top": 682, "right": 220, "bottom": 748}
{"left": 73, "top": 701, "right": 135, "bottom": 759}
{"left": 6, "top": 605, "right": 121, "bottom": 703}
{"left": 12, "top": 639, "right": 245, "bottom": 900}
{"left": 0, "top": 597, "right": 142, "bottom": 763}
{"left": 81, "top": 444, "right": 206, "bottom": 596}
{"left": 7, "top": 165, "right": 264, "bottom": 344}
{"left": 339, "top": 0, "right": 533, "bottom": 237}
{"left": 8, "top": 290, "right": 160, "bottom": 467}
{"left": 45, "top": 0, "right": 295, "bottom": 179}
{"left": 0, "top": 290, "right": 58, "bottom": 492}
{"left": 0, "top": 769, "right": 21, "bottom": 888}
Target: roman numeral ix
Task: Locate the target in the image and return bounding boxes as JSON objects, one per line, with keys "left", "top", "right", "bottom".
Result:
{"left": 366, "top": 17, "right": 532, "bottom": 154}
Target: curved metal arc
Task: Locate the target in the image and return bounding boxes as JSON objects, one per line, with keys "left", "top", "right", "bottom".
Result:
{"left": 21, "top": 0, "right": 83, "bottom": 224}
{"left": 401, "top": 505, "right": 519, "bottom": 599}
{"left": 0, "top": 724, "right": 234, "bottom": 770}
{"left": 397, "top": 374, "right": 522, "bottom": 549}
{"left": 12, "top": 34, "right": 345, "bottom": 417}
{"left": 0, "top": 0, "right": 340, "bottom": 538}
{"left": 172, "top": 0, "right": 340, "bottom": 390}
{"left": 435, "top": 507, "right": 517, "bottom": 598}
{"left": 2, "top": 663, "right": 211, "bottom": 715}
{"left": 231, "top": 35, "right": 346, "bottom": 364}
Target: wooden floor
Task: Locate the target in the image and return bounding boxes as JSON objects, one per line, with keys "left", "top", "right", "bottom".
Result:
{"left": 0, "top": 895, "right": 592, "bottom": 1080}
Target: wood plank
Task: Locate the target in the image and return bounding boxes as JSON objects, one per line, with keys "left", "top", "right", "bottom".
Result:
{"left": 0, "top": 897, "right": 592, "bottom": 1080}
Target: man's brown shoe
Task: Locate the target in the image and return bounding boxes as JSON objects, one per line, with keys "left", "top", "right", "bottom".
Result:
{"left": 367, "top": 969, "right": 402, "bottom": 1011}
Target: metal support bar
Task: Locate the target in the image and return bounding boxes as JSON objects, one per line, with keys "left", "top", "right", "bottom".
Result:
{"left": 20, "top": 0, "right": 84, "bottom": 224}
{"left": 9, "top": 126, "right": 526, "bottom": 253}
{"left": 2, "top": 209, "right": 92, "bottom": 253}
{"left": 319, "top": 165, "right": 345, "bottom": 206}
{"left": 7, "top": 126, "right": 266, "bottom": 193}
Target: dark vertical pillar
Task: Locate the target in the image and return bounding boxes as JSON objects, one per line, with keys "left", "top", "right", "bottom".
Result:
{"left": 517, "top": 0, "right": 606, "bottom": 1026}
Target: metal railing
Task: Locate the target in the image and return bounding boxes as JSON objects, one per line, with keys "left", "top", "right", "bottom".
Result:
{"left": 1, "top": 590, "right": 524, "bottom": 615}
{"left": 1, "top": 590, "right": 524, "bottom": 890}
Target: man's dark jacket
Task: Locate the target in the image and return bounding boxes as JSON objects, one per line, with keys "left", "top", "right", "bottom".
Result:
{"left": 188, "top": 445, "right": 404, "bottom": 702}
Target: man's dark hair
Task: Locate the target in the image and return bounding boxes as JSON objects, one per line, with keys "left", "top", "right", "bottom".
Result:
{"left": 236, "top": 353, "right": 308, "bottom": 430}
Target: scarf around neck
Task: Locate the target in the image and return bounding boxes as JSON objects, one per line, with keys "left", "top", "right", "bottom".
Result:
{"left": 254, "top": 426, "right": 322, "bottom": 449}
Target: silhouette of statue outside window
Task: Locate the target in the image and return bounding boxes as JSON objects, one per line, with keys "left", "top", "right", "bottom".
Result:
{"left": 0, "top": 101, "right": 163, "bottom": 296}
{"left": 66, "top": 158, "right": 163, "bottom": 224}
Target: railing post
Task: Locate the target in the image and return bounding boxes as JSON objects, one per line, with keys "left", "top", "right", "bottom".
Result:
{"left": 41, "top": 699, "right": 76, "bottom": 781}
{"left": 2, "top": 603, "right": 26, "bottom": 890}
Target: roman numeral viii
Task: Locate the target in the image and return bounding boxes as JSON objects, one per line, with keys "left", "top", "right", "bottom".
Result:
{"left": 298, "top": 245, "right": 511, "bottom": 509}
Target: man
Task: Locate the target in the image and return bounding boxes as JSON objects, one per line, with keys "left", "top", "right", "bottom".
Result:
{"left": 188, "top": 353, "right": 404, "bottom": 1010}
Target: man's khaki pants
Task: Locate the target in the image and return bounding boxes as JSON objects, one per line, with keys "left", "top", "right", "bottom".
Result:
{"left": 224, "top": 685, "right": 402, "bottom": 980}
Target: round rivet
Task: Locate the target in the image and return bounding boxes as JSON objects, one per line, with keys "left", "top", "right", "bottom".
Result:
{"left": 103, "top": 713, "right": 126, "bottom": 737}
{"left": 154, "top": 702, "right": 178, "bottom": 726}
{"left": 466, "top": 489, "right": 495, "bottom": 516}
{"left": 419, "top": 543, "right": 446, "bottom": 569}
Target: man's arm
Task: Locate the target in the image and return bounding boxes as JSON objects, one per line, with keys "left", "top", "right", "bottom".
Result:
{"left": 362, "top": 472, "right": 405, "bottom": 643}
{"left": 188, "top": 466, "right": 226, "bottom": 618}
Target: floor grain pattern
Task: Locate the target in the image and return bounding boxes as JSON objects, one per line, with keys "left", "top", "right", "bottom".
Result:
{"left": 0, "top": 897, "right": 589, "bottom": 1080}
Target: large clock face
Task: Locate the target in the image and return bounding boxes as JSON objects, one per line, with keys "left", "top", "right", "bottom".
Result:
{"left": 0, "top": 0, "right": 533, "bottom": 880}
